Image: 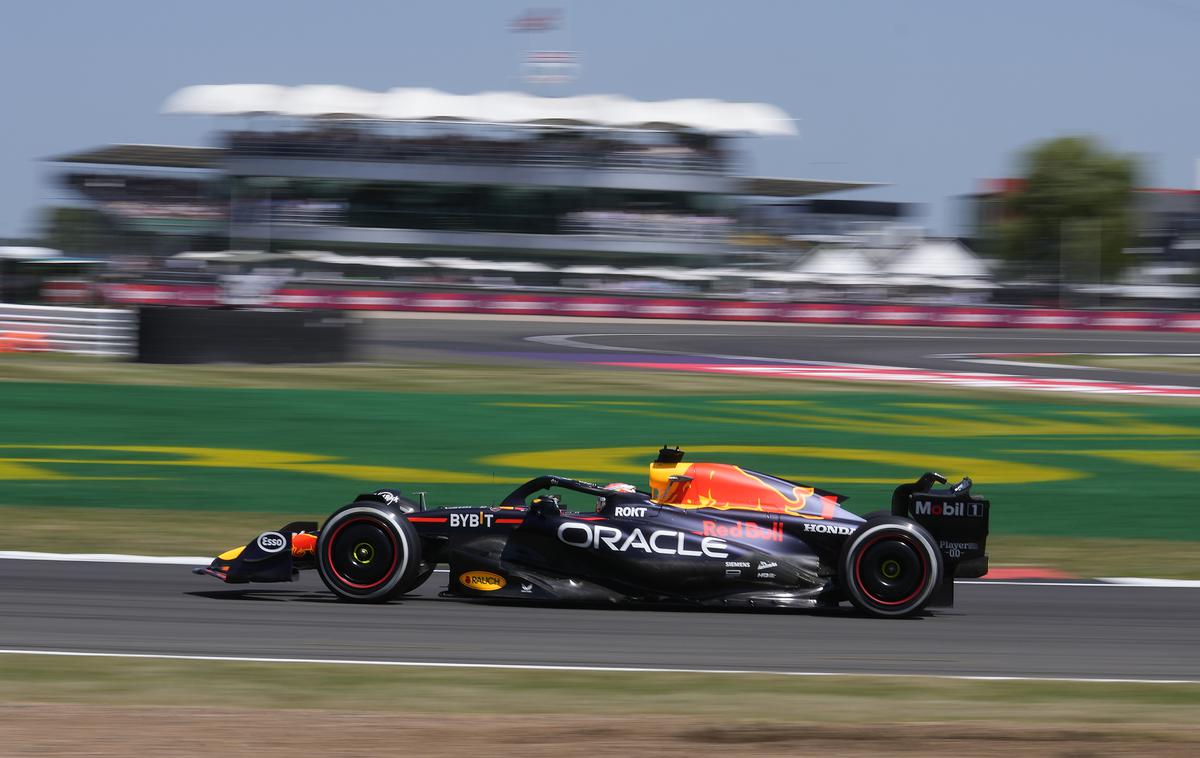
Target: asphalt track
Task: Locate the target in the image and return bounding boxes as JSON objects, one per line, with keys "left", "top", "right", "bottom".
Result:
{"left": 2, "top": 559, "right": 1197, "bottom": 681}
{"left": 359, "top": 315, "right": 1200, "bottom": 388}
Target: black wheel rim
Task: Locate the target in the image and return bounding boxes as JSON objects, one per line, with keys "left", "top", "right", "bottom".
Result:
{"left": 326, "top": 517, "right": 398, "bottom": 590}
{"left": 855, "top": 535, "right": 927, "bottom": 606}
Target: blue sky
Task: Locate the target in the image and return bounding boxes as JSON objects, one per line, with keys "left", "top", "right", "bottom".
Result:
{"left": 2, "top": 0, "right": 1198, "bottom": 238}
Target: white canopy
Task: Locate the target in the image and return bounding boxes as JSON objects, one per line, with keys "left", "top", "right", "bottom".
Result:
{"left": 174, "top": 250, "right": 294, "bottom": 263}
{"left": 163, "top": 85, "right": 798, "bottom": 136}
{"left": 793, "top": 246, "right": 882, "bottom": 278}
{"left": 560, "top": 264, "right": 624, "bottom": 276}
{"left": 290, "top": 251, "right": 432, "bottom": 269}
{"left": 884, "top": 239, "right": 990, "bottom": 279}
{"left": 620, "top": 266, "right": 718, "bottom": 282}
{"left": 423, "top": 257, "right": 553, "bottom": 273}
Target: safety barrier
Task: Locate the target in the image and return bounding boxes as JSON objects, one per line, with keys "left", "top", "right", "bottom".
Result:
{"left": 98, "top": 284, "right": 1200, "bottom": 333}
{"left": 137, "top": 307, "right": 356, "bottom": 364}
{"left": 0, "top": 303, "right": 136, "bottom": 356}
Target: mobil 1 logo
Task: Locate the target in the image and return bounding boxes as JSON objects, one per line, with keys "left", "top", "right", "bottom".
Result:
{"left": 913, "top": 499, "right": 986, "bottom": 518}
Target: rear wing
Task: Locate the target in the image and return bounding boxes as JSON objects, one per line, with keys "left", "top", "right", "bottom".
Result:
{"left": 892, "top": 472, "right": 990, "bottom": 583}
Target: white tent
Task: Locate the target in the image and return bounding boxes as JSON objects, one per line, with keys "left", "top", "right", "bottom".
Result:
{"left": 791, "top": 246, "right": 884, "bottom": 284}
{"left": 288, "top": 251, "right": 432, "bottom": 269}
{"left": 619, "top": 266, "right": 718, "bottom": 282}
{"left": 421, "top": 257, "right": 553, "bottom": 273}
{"left": 164, "top": 85, "right": 798, "bottom": 136}
{"left": 884, "top": 239, "right": 990, "bottom": 280}
{"left": 561, "top": 264, "right": 624, "bottom": 276}
{"left": 174, "top": 250, "right": 294, "bottom": 264}
{"left": 691, "top": 267, "right": 768, "bottom": 280}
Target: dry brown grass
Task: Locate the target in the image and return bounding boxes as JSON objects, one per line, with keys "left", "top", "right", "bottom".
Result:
{"left": 4, "top": 705, "right": 1199, "bottom": 757}
{"left": 2, "top": 654, "right": 1199, "bottom": 756}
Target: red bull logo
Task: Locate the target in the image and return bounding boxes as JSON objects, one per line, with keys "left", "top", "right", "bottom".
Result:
{"left": 701, "top": 519, "right": 784, "bottom": 542}
{"left": 290, "top": 532, "right": 317, "bottom": 558}
{"left": 654, "top": 462, "right": 837, "bottom": 519}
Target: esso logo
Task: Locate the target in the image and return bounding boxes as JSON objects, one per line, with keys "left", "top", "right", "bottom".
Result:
{"left": 256, "top": 532, "right": 287, "bottom": 553}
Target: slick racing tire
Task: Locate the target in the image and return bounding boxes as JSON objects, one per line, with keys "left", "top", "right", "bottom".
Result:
{"left": 317, "top": 502, "right": 422, "bottom": 602}
{"left": 839, "top": 516, "right": 942, "bottom": 618}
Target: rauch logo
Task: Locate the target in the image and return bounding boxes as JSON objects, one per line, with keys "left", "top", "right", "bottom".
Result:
{"left": 458, "top": 570, "right": 507, "bottom": 591}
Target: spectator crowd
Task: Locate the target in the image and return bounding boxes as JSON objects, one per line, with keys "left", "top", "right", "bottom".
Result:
{"left": 226, "top": 129, "right": 728, "bottom": 174}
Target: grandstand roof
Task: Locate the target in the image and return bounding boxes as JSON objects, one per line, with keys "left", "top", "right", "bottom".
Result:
{"left": 47, "top": 145, "right": 871, "bottom": 198}
{"left": 739, "top": 176, "right": 880, "bottom": 196}
{"left": 162, "top": 85, "right": 799, "bottom": 136}
{"left": 46, "top": 144, "right": 220, "bottom": 169}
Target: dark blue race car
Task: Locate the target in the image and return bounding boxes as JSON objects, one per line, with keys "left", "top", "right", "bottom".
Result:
{"left": 196, "top": 447, "right": 990, "bottom": 618}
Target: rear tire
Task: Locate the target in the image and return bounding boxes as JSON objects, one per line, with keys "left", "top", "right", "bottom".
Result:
{"left": 839, "top": 516, "right": 942, "bottom": 618}
{"left": 316, "top": 502, "right": 422, "bottom": 602}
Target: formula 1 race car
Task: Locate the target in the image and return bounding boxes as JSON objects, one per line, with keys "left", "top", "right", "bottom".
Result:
{"left": 195, "top": 447, "right": 990, "bottom": 618}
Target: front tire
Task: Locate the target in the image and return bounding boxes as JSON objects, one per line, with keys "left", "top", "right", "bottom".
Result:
{"left": 316, "top": 502, "right": 422, "bottom": 602}
{"left": 839, "top": 516, "right": 942, "bottom": 618}
{"left": 395, "top": 562, "right": 437, "bottom": 596}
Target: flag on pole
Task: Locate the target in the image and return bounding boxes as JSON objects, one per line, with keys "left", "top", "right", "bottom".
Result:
{"left": 510, "top": 8, "right": 562, "bottom": 32}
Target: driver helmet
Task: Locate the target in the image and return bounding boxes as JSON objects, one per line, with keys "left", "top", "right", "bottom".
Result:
{"left": 596, "top": 482, "right": 638, "bottom": 512}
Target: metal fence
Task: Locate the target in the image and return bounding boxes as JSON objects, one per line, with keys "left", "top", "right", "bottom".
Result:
{"left": 0, "top": 303, "right": 136, "bottom": 356}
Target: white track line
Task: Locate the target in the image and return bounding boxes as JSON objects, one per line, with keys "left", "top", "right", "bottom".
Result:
{"left": 957, "top": 580, "right": 1200, "bottom": 588}
{"left": 0, "top": 550, "right": 458, "bottom": 570}
{"left": 0, "top": 551, "right": 212, "bottom": 565}
{"left": 528, "top": 330, "right": 1200, "bottom": 345}
{"left": 527, "top": 333, "right": 894, "bottom": 369}
{"left": 0, "top": 649, "right": 1195, "bottom": 685}
{"left": 960, "top": 358, "right": 1101, "bottom": 371}
{"left": 528, "top": 334, "right": 1200, "bottom": 396}
{"left": 605, "top": 362, "right": 1200, "bottom": 397}
{"left": 2, "top": 551, "right": 1197, "bottom": 587}
{"left": 1098, "top": 577, "right": 1200, "bottom": 588}
{"left": 942, "top": 353, "right": 1200, "bottom": 358}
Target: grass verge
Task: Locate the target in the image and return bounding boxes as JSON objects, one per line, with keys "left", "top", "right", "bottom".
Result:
{"left": 1, "top": 654, "right": 1197, "bottom": 724}
{"left": 986, "top": 533, "right": 1200, "bottom": 579}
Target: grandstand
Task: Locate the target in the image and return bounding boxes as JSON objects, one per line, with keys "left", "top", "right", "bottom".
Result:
{"left": 47, "top": 85, "right": 877, "bottom": 267}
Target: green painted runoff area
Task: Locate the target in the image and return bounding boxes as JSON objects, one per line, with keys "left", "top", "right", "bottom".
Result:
{"left": 1, "top": 381, "right": 1195, "bottom": 540}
